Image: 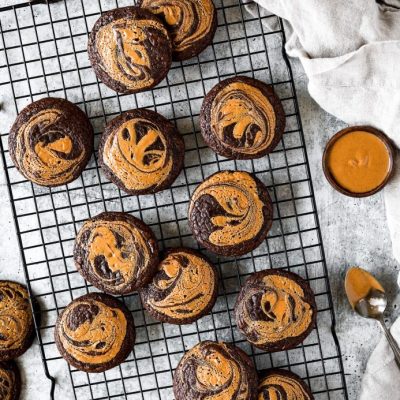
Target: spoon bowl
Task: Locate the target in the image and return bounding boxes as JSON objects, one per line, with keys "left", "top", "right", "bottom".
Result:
{"left": 354, "top": 288, "right": 387, "bottom": 320}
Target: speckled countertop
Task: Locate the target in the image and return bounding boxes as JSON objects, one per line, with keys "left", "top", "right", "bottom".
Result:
{"left": 0, "top": 4, "right": 399, "bottom": 400}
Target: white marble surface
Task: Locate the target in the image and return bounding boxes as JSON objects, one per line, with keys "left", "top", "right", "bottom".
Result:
{"left": 0, "top": 4, "right": 399, "bottom": 400}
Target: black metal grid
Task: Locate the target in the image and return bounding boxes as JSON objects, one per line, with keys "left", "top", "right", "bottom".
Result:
{"left": 0, "top": 0, "right": 348, "bottom": 399}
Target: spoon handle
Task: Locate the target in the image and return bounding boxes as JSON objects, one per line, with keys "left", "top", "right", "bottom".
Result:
{"left": 378, "top": 317, "right": 400, "bottom": 368}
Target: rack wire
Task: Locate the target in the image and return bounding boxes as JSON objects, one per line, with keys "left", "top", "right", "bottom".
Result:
{"left": 0, "top": 0, "right": 349, "bottom": 399}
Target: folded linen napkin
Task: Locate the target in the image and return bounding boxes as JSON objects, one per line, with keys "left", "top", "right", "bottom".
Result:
{"left": 245, "top": 0, "right": 400, "bottom": 263}
{"left": 359, "top": 317, "right": 400, "bottom": 400}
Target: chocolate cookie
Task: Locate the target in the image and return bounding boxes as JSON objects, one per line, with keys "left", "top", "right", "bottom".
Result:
{"left": 140, "top": 248, "right": 218, "bottom": 324}
{"left": 98, "top": 109, "right": 184, "bottom": 195}
{"left": 138, "top": 0, "right": 217, "bottom": 61}
{"left": 88, "top": 7, "right": 172, "bottom": 94}
{"left": 234, "top": 269, "right": 317, "bottom": 352}
{"left": 200, "top": 76, "right": 286, "bottom": 159}
{"left": 0, "top": 361, "right": 20, "bottom": 400}
{"left": 173, "top": 341, "right": 258, "bottom": 400}
{"left": 258, "top": 369, "right": 314, "bottom": 400}
{"left": 54, "top": 292, "right": 135, "bottom": 373}
{"left": 74, "top": 212, "right": 159, "bottom": 295}
{"left": 0, "top": 281, "right": 36, "bottom": 361}
{"left": 9, "top": 97, "right": 94, "bottom": 187}
{"left": 188, "top": 170, "right": 273, "bottom": 256}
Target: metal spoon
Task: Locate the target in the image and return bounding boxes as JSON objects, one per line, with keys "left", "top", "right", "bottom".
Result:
{"left": 345, "top": 267, "right": 400, "bottom": 368}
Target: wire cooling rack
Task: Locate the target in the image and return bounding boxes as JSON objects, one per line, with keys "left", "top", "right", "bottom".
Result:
{"left": 0, "top": 0, "right": 349, "bottom": 399}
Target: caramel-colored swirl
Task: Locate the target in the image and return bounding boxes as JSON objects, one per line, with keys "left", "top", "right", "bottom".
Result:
{"left": 58, "top": 298, "right": 127, "bottom": 365}
{"left": 143, "top": 250, "right": 216, "bottom": 321}
{"left": 211, "top": 81, "right": 276, "bottom": 156}
{"left": 258, "top": 372, "right": 312, "bottom": 400}
{"left": 236, "top": 273, "right": 314, "bottom": 347}
{"left": 140, "top": 0, "right": 215, "bottom": 54}
{"left": 75, "top": 216, "right": 152, "bottom": 293}
{"left": 102, "top": 117, "right": 173, "bottom": 192}
{"left": 14, "top": 109, "right": 85, "bottom": 186}
{"left": 0, "top": 282, "right": 32, "bottom": 351}
{"left": 189, "top": 171, "right": 265, "bottom": 247}
{"left": 174, "top": 341, "right": 255, "bottom": 400}
{"left": 96, "top": 17, "right": 169, "bottom": 91}
{"left": 0, "top": 365, "right": 17, "bottom": 400}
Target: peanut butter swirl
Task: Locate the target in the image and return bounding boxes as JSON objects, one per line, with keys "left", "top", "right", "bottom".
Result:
{"left": 74, "top": 213, "right": 157, "bottom": 294}
{"left": 174, "top": 341, "right": 257, "bottom": 400}
{"left": 0, "top": 282, "right": 33, "bottom": 353}
{"left": 140, "top": 0, "right": 215, "bottom": 58}
{"left": 258, "top": 371, "right": 312, "bottom": 400}
{"left": 189, "top": 171, "right": 271, "bottom": 254}
{"left": 141, "top": 249, "right": 217, "bottom": 323}
{"left": 12, "top": 109, "right": 86, "bottom": 186}
{"left": 57, "top": 297, "right": 127, "bottom": 365}
{"left": 93, "top": 8, "right": 171, "bottom": 93}
{"left": 0, "top": 364, "right": 18, "bottom": 400}
{"left": 235, "top": 271, "right": 315, "bottom": 350}
{"left": 102, "top": 117, "right": 173, "bottom": 193}
{"left": 210, "top": 81, "right": 276, "bottom": 156}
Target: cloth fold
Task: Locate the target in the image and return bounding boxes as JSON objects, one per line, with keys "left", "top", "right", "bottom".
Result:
{"left": 359, "top": 317, "right": 400, "bottom": 400}
{"left": 246, "top": 0, "right": 400, "bottom": 262}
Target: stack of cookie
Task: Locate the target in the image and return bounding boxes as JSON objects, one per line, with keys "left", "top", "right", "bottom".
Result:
{"left": 6, "top": 1, "right": 317, "bottom": 398}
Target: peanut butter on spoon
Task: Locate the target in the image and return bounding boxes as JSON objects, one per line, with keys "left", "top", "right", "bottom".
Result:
{"left": 345, "top": 267, "right": 385, "bottom": 309}
{"left": 345, "top": 267, "right": 400, "bottom": 368}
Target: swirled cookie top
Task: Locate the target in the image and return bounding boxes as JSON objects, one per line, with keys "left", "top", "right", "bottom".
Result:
{"left": 142, "top": 250, "right": 216, "bottom": 321}
{"left": 140, "top": 0, "right": 215, "bottom": 56}
{"left": 210, "top": 81, "right": 276, "bottom": 156}
{"left": 102, "top": 116, "right": 174, "bottom": 192}
{"left": 236, "top": 273, "right": 314, "bottom": 347}
{"left": 75, "top": 215, "right": 153, "bottom": 292}
{"left": 95, "top": 13, "right": 170, "bottom": 92}
{"left": 0, "top": 364, "right": 17, "bottom": 400}
{"left": 12, "top": 108, "right": 86, "bottom": 186}
{"left": 189, "top": 171, "right": 266, "bottom": 247}
{"left": 0, "top": 282, "right": 33, "bottom": 352}
{"left": 258, "top": 372, "right": 312, "bottom": 400}
{"left": 175, "top": 341, "right": 255, "bottom": 400}
{"left": 57, "top": 297, "right": 127, "bottom": 365}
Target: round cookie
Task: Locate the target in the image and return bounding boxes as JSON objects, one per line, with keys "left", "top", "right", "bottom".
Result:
{"left": 74, "top": 212, "right": 159, "bottom": 295}
{"left": 0, "top": 361, "right": 21, "bottom": 400}
{"left": 0, "top": 281, "right": 36, "bottom": 361}
{"left": 139, "top": 248, "right": 218, "bottom": 324}
{"left": 54, "top": 292, "right": 135, "bottom": 373}
{"left": 173, "top": 341, "right": 258, "bottom": 400}
{"left": 200, "top": 76, "right": 286, "bottom": 159}
{"left": 258, "top": 369, "right": 314, "bottom": 400}
{"left": 9, "top": 97, "right": 94, "bottom": 187}
{"left": 188, "top": 170, "right": 273, "bottom": 257}
{"left": 98, "top": 109, "right": 184, "bottom": 195}
{"left": 88, "top": 6, "right": 172, "bottom": 94}
{"left": 234, "top": 269, "right": 317, "bottom": 352}
{"left": 138, "top": 0, "right": 217, "bottom": 61}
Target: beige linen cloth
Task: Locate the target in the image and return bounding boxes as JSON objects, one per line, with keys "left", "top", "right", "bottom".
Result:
{"left": 245, "top": 1, "right": 400, "bottom": 399}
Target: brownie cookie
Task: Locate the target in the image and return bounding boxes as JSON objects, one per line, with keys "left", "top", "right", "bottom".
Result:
{"left": 0, "top": 361, "right": 20, "bottom": 400}
{"left": 54, "top": 292, "right": 135, "bottom": 372}
{"left": 9, "top": 97, "right": 94, "bottom": 187}
{"left": 258, "top": 369, "right": 314, "bottom": 400}
{"left": 188, "top": 170, "right": 273, "bottom": 256}
{"left": 0, "top": 281, "right": 35, "bottom": 361}
{"left": 200, "top": 76, "right": 286, "bottom": 159}
{"left": 99, "top": 109, "right": 184, "bottom": 195}
{"left": 74, "top": 212, "right": 159, "bottom": 295}
{"left": 234, "top": 269, "right": 317, "bottom": 352}
{"left": 138, "top": 0, "right": 217, "bottom": 61}
{"left": 140, "top": 248, "right": 218, "bottom": 324}
{"left": 88, "top": 7, "right": 172, "bottom": 94}
{"left": 173, "top": 341, "right": 258, "bottom": 400}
